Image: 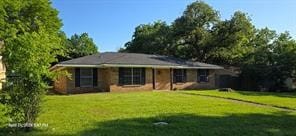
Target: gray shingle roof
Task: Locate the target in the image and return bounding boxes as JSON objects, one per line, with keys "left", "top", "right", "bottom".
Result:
{"left": 57, "top": 52, "right": 222, "bottom": 69}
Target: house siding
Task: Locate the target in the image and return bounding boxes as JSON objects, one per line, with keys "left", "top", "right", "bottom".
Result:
{"left": 109, "top": 67, "right": 153, "bottom": 92}
{"left": 155, "top": 69, "right": 171, "bottom": 90}
{"left": 53, "top": 67, "right": 219, "bottom": 94}
{"left": 53, "top": 70, "right": 68, "bottom": 94}
{"left": 53, "top": 68, "right": 106, "bottom": 94}
{"left": 172, "top": 69, "right": 216, "bottom": 90}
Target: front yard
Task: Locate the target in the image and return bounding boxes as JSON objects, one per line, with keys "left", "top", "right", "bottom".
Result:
{"left": 188, "top": 90, "right": 296, "bottom": 109}
{"left": 1, "top": 90, "right": 296, "bottom": 136}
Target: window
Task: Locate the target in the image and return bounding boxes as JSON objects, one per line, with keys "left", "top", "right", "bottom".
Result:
{"left": 198, "top": 69, "right": 209, "bottom": 82}
{"left": 80, "top": 68, "right": 93, "bottom": 87}
{"left": 173, "top": 69, "right": 186, "bottom": 83}
{"left": 119, "top": 68, "right": 145, "bottom": 85}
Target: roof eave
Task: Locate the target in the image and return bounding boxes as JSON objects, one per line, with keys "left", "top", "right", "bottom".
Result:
{"left": 52, "top": 63, "right": 223, "bottom": 69}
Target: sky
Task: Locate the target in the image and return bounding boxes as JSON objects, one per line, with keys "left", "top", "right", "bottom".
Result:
{"left": 51, "top": 0, "right": 296, "bottom": 52}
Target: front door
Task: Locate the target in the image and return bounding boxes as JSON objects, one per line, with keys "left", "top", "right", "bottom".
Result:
{"left": 155, "top": 69, "right": 171, "bottom": 90}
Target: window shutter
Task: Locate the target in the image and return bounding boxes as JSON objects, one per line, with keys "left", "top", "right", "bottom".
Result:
{"left": 141, "top": 68, "right": 146, "bottom": 85}
{"left": 197, "top": 69, "right": 200, "bottom": 82}
{"left": 183, "top": 69, "right": 187, "bottom": 82}
{"left": 93, "top": 68, "right": 98, "bottom": 87}
{"left": 206, "top": 69, "right": 209, "bottom": 82}
{"left": 173, "top": 69, "right": 176, "bottom": 83}
{"left": 118, "top": 68, "right": 124, "bottom": 85}
{"left": 75, "top": 68, "right": 80, "bottom": 87}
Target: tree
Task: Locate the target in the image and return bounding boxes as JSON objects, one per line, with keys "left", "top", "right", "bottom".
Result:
{"left": 0, "top": 0, "right": 63, "bottom": 131}
{"left": 170, "top": 1, "right": 219, "bottom": 60}
{"left": 66, "top": 33, "right": 98, "bottom": 59}
{"left": 209, "top": 11, "right": 255, "bottom": 65}
{"left": 120, "top": 1, "right": 220, "bottom": 61}
{"left": 56, "top": 32, "right": 98, "bottom": 63}
{"left": 241, "top": 28, "right": 296, "bottom": 91}
{"left": 120, "top": 21, "right": 171, "bottom": 55}
{"left": 119, "top": 0, "right": 296, "bottom": 91}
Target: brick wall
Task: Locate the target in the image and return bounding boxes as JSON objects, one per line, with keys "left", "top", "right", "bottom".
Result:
{"left": 172, "top": 69, "right": 217, "bottom": 90}
{"left": 155, "top": 69, "right": 171, "bottom": 90}
{"left": 54, "top": 68, "right": 106, "bottom": 94}
{"left": 109, "top": 67, "right": 153, "bottom": 92}
{"left": 53, "top": 67, "right": 218, "bottom": 94}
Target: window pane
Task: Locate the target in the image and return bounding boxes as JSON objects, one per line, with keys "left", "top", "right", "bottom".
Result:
{"left": 80, "top": 77, "right": 93, "bottom": 87}
{"left": 200, "top": 76, "right": 208, "bottom": 82}
{"left": 120, "top": 68, "right": 143, "bottom": 85}
{"left": 121, "top": 68, "right": 132, "bottom": 85}
{"left": 199, "top": 69, "right": 208, "bottom": 76}
{"left": 133, "top": 76, "right": 141, "bottom": 84}
{"left": 123, "top": 76, "right": 132, "bottom": 85}
{"left": 80, "top": 68, "right": 93, "bottom": 87}
{"left": 122, "top": 68, "right": 132, "bottom": 75}
{"left": 174, "top": 69, "right": 182, "bottom": 76}
{"left": 175, "top": 75, "right": 183, "bottom": 82}
{"left": 133, "top": 68, "right": 141, "bottom": 76}
{"left": 174, "top": 69, "right": 185, "bottom": 83}
{"left": 198, "top": 69, "right": 209, "bottom": 82}
{"left": 132, "top": 68, "right": 142, "bottom": 84}
{"left": 80, "top": 68, "right": 92, "bottom": 77}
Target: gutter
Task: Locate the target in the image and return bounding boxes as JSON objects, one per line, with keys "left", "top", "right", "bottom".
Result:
{"left": 51, "top": 63, "right": 223, "bottom": 70}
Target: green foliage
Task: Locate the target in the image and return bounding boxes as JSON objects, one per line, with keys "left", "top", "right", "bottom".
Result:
{"left": 121, "top": 0, "right": 296, "bottom": 91}
{"left": 0, "top": 0, "right": 63, "bottom": 131}
{"left": 165, "top": 1, "right": 219, "bottom": 60}
{"left": 241, "top": 28, "right": 296, "bottom": 91}
{"left": 209, "top": 11, "right": 255, "bottom": 65}
{"left": 121, "top": 21, "right": 171, "bottom": 55}
{"left": 60, "top": 33, "right": 98, "bottom": 61}
{"left": 121, "top": 1, "right": 255, "bottom": 63}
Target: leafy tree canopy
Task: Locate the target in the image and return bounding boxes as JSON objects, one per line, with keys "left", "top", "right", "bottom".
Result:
{"left": 0, "top": 0, "right": 63, "bottom": 131}
{"left": 120, "top": 0, "right": 296, "bottom": 91}
{"left": 57, "top": 33, "right": 98, "bottom": 62}
{"left": 121, "top": 21, "right": 171, "bottom": 55}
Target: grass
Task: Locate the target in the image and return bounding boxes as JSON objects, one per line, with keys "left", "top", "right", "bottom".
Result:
{"left": 0, "top": 90, "right": 296, "bottom": 136}
{"left": 188, "top": 90, "right": 296, "bottom": 109}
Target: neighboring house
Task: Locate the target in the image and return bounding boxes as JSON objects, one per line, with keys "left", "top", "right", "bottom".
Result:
{"left": 0, "top": 56, "right": 5, "bottom": 90}
{"left": 51, "top": 52, "right": 223, "bottom": 94}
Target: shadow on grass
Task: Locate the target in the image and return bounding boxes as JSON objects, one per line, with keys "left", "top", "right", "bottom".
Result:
{"left": 78, "top": 112, "right": 296, "bottom": 136}
{"left": 234, "top": 91, "right": 296, "bottom": 98}
{"left": 187, "top": 89, "right": 296, "bottom": 98}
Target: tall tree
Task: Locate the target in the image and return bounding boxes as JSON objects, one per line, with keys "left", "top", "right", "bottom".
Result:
{"left": 0, "top": 0, "right": 63, "bottom": 131}
{"left": 120, "top": 21, "right": 171, "bottom": 55}
{"left": 65, "top": 33, "right": 98, "bottom": 60}
{"left": 209, "top": 11, "right": 255, "bottom": 65}
{"left": 241, "top": 28, "right": 296, "bottom": 91}
{"left": 170, "top": 1, "right": 219, "bottom": 60}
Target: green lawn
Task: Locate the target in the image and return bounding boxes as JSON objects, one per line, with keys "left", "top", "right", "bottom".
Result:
{"left": 187, "top": 90, "right": 296, "bottom": 109}
{"left": 1, "top": 90, "right": 296, "bottom": 136}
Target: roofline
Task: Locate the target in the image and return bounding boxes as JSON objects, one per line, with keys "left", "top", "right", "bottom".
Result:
{"left": 50, "top": 64, "right": 102, "bottom": 71}
{"left": 103, "top": 64, "right": 222, "bottom": 69}
{"left": 52, "top": 63, "right": 223, "bottom": 69}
